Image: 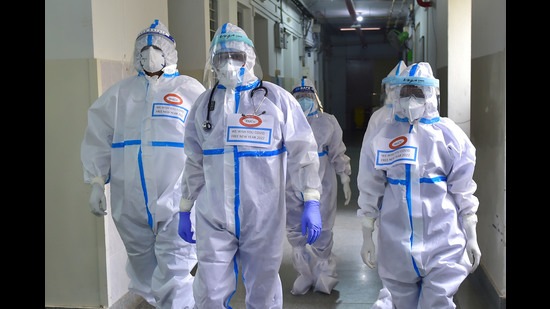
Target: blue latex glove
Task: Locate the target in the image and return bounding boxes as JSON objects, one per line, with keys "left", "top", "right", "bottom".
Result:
{"left": 301, "top": 200, "right": 322, "bottom": 244}
{"left": 178, "top": 211, "right": 196, "bottom": 243}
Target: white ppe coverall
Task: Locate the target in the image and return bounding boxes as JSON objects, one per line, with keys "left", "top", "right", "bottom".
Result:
{"left": 367, "top": 60, "right": 407, "bottom": 309}
{"left": 286, "top": 77, "right": 352, "bottom": 295}
{"left": 357, "top": 62, "right": 480, "bottom": 309}
{"left": 80, "top": 20, "right": 204, "bottom": 309}
{"left": 179, "top": 23, "right": 322, "bottom": 309}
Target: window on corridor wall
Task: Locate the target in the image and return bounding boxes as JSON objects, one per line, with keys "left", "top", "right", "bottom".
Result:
{"left": 209, "top": 0, "right": 218, "bottom": 40}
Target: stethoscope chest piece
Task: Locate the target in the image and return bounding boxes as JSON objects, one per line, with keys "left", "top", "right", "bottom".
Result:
{"left": 203, "top": 82, "right": 219, "bottom": 131}
{"left": 202, "top": 121, "right": 212, "bottom": 130}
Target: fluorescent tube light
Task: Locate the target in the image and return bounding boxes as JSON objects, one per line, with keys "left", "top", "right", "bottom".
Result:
{"left": 340, "top": 27, "right": 381, "bottom": 31}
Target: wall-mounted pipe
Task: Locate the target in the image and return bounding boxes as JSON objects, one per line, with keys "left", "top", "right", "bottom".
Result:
{"left": 345, "top": 0, "right": 358, "bottom": 20}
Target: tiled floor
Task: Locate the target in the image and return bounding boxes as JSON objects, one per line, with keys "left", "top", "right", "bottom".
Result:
{"left": 138, "top": 210, "right": 492, "bottom": 309}
{"left": 226, "top": 208, "right": 492, "bottom": 309}
{"left": 137, "top": 131, "right": 494, "bottom": 309}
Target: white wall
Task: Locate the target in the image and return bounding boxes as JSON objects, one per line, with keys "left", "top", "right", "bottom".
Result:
{"left": 471, "top": 0, "right": 506, "bottom": 59}
{"left": 470, "top": 0, "right": 506, "bottom": 301}
{"left": 431, "top": 0, "right": 506, "bottom": 304}
{"left": 168, "top": 0, "right": 210, "bottom": 81}
{"left": 45, "top": 0, "right": 169, "bottom": 307}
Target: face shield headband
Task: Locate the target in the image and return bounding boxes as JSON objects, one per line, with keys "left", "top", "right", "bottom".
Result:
{"left": 292, "top": 85, "right": 315, "bottom": 95}
{"left": 136, "top": 28, "right": 175, "bottom": 46}
{"left": 210, "top": 32, "right": 254, "bottom": 53}
{"left": 391, "top": 66, "right": 440, "bottom": 123}
{"left": 388, "top": 76, "right": 439, "bottom": 88}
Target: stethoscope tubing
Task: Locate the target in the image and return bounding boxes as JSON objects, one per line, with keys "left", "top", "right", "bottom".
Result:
{"left": 203, "top": 80, "right": 268, "bottom": 131}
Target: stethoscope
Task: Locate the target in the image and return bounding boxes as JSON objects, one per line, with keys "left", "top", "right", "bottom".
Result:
{"left": 202, "top": 80, "right": 269, "bottom": 131}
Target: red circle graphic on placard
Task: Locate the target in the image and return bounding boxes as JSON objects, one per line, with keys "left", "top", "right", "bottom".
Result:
{"left": 239, "top": 115, "right": 262, "bottom": 127}
{"left": 164, "top": 93, "right": 183, "bottom": 105}
{"left": 389, "top": 136, "right": 407, "bottom": 149}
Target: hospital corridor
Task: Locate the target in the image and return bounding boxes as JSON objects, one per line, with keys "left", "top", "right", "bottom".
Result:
{"left": 131, "top": 134, "right": 494, "bottom": 309}
{"left": 46, "top": 1, "right": 506, "bottom": 308}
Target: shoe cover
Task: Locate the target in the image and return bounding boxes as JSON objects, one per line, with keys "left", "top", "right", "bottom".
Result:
{"left": 313, "top": 274, "right": 339, "bottom": 294}
{"left": 371, "top": 287, "right": 392, "bottom": 309}
{"left": 290, "top": 246, "right": 314, "bottom": 295}
{"left": 290, "top": 275, "right": 313, "bottom": 295}
{"left": 312, "top": 257, "right": 338, "bottom": 294}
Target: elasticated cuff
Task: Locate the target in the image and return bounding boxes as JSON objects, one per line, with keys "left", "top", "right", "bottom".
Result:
{"left": 303, "top": 188, "right": 320, "bottom": 201}
{"left": 362, "top": 216, "right": 376, "bottom": 230}
{"left": 462, "top": 213, "right": 478, "bottom": 225}
{"left": 90, "top": 176, "right": 105, "bottom": 186}
{"left": 179, "top": 198, "right": 195, "bottom": 212}
{"left": 339, "top": 173, "right": 351, "bottom": 184}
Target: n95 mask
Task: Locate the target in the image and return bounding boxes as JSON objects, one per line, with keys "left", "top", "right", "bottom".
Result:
{"left": 215, "top": 60, "right": 244, "bottom": 88}
{"left": 398, "top": 97, "right": 425, "bottom": 123}
{"left": 140, "top": 46, "right": 166, "bottom": 73}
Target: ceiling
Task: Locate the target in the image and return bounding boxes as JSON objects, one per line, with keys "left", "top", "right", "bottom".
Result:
{"left": 298, "top": 0, "right": 413, "bottom": 34}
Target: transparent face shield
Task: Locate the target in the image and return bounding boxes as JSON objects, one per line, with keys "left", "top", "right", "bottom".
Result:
{"left": 203, "top": 52, "right": 263, "bottom": 89}
{"left": 379, "top": 75, "right": 402, "bottom": 108}
{"left": 212, "top": 51, "right": 247, "bottom": 68}
{"left": 134, "top": 23, "right": 177, "bottom": 74}
{"left": 395, "top": 84, "right": 440, "bottom": 122}
{"left": 202, "top": 24, "right": 263, "bottom": 89}
{"left": 211, "top": 51, "right": 247, "bottom": 88}
{"left": 400, "top": 85, "right": 425, "bottom": 99}
{"left": 397, "top": 85, "right": 426, "bottom": 122}
{"left": 292, "top": 86, "right": 323, "bottom": 115}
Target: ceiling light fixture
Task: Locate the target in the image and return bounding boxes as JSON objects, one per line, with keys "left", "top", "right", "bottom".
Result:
{"left": 340, "top": 27, "right": 381, "bottom": 31}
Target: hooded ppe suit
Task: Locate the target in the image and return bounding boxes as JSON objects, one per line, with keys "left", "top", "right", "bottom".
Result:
{"left": 365, "top": 61, "right": 407, "bottom": 309}
{"left": 357, "top": 62, "right": 480, "bottom": 309}
{"left": 286, "top": 77, "right": 352, "bottom": 295}
{"left": 368, "top": 60, "right": 408, "bottom": 133}
{"left": 179, "top": 23, "right": 322, "bottom": 309}
{"left": 80, "top": 20, "right": 205, "bottom": 309}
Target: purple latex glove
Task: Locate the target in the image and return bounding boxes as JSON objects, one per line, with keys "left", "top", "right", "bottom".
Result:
{"left": 301, "top": 200, "right": 322, "bottom": 244}
{"left": 178, "top": 211, "right": 196, "bottom": 243}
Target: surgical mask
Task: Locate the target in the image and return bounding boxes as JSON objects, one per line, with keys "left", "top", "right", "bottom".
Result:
{"left": 398, "top": 97, "right": 425, "bottom": 123}
{"left": 140, "top": 46, "right": 166, "bottom": 73}
{"left": 298, "top": 97, "right": 315, "bottom": 115}
{"left": 215, "top": 60, "right": 244, "bottom": 88}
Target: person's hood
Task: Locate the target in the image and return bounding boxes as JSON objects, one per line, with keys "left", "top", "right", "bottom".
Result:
{"left": 203, "top": 23, "right": 259, "bottom": 89}
{"left": 392, "top": 62, "right": 440, "bottom": 121}
{"left": 381, "top": 60, "right": 408, "bottom": 107}
{"left": 133, "top": 19, "right": 178, "bottom": 75}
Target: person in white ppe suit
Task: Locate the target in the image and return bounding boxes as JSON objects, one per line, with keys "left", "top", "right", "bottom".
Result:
{"left": 286, "top": 77, "right": 352, "bottom": 295}
{"left": 179, "top": 23, "right": 322, "bottom": 309}
{"left": 357, "top": 62, "right": 481, "bottom": 309}
{"left": 80, "top": 20, "right": 205, "bottom": 309}
{"left": 361, "top": 60, "right": 408, "bottom": 309}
